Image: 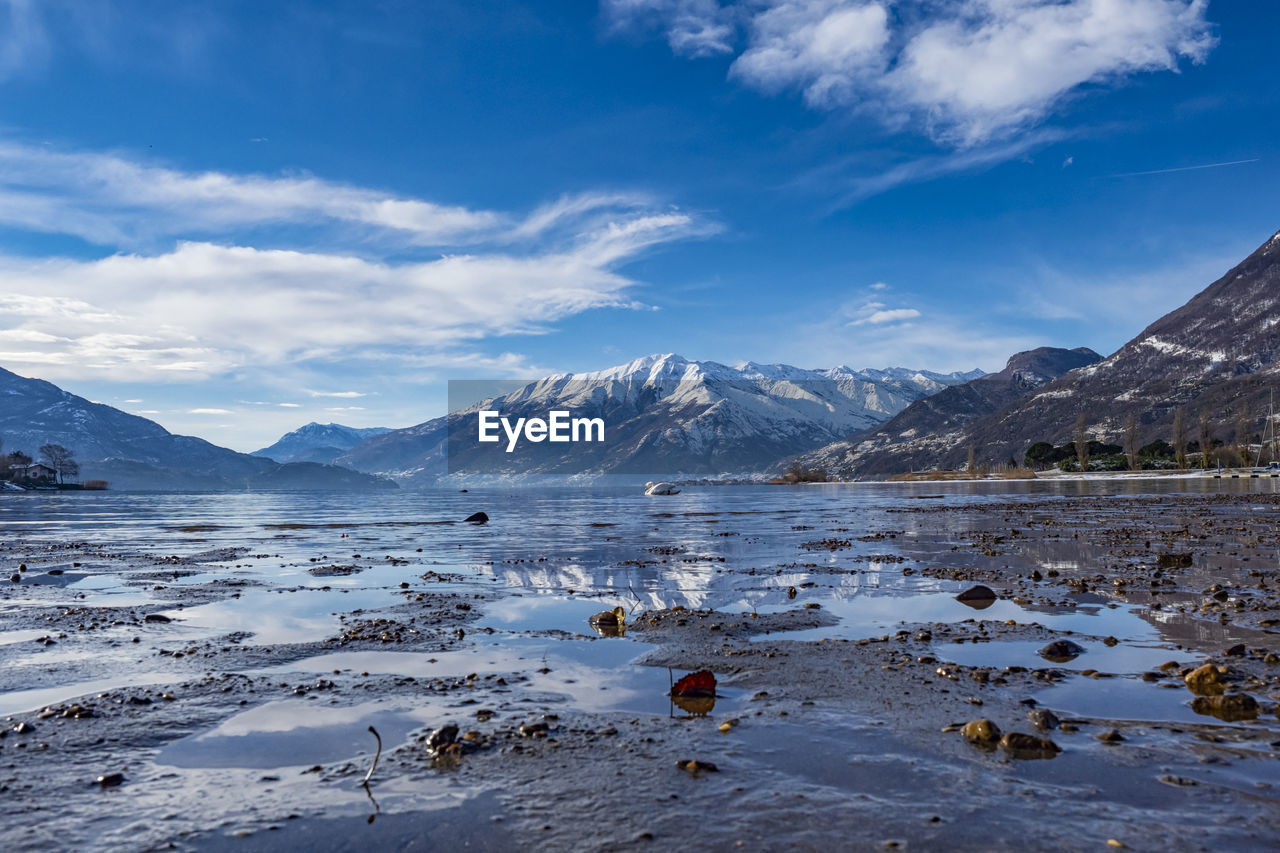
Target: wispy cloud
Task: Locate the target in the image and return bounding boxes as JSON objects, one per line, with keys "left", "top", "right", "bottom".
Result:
{"left": 607, "top": 1, "right": 1216, "bottom": 146}
{"left": 0, "top": 143, "right": 711, "bottom": 383}
{"left": 188, "top": 407, "right": 233, "bottom": 415}
{"left": 1107, "top": 157, "right": 1260, "bottom": 178}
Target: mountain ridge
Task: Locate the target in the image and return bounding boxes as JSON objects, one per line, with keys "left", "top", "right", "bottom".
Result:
{"left": 337, "top": 353, "right": 984, "bottom": 481}
{"left": 0, "top": 367, "right": 395, "bottom": 491}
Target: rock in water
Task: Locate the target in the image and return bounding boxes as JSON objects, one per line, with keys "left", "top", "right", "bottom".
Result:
{"left": 96, "top": 772, "right": 125, "bottom": 788}
{"left": 1039, "top": 640, "right": 1086, "bottom": 662}
{"left": 427, "top": 723, "right": 460, "bottom": 755}
{"left": 955, "top": 585, "right": 997, "bottom": 609}
{"left": 1027, "top": 708, "right": 1060, "bottom": 731}
{"left": 960, "top": 719, "right": 1001, "bottom": 747}
{"left": 1191, "top": 694, "right": 1259, "bottom": 722}
{"left": 144, "top": 613, "right": 172, "bottom": 624}
{"left": 999, "top": 732, "right": 1060, "bottom": 759}
{"left": 463, "top": 512, "right": 488, "bottom": 525}
{"left": 1184, "top": 663, "right": 1225, "bottom": 696}
{"left": 588, "top": 606, "right": 626, "bottom": 637}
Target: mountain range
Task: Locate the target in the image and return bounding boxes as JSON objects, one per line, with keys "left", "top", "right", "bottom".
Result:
{"left": 7, "top": 227, "right": 1277, "bottom": 486}
{"left": 334, "top": 354, "right": 983, "bottom": 481}
{"left": 0, "top": 367, "right": 394, "bottom": 491}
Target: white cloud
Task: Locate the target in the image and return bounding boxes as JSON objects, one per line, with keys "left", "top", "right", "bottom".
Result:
{"left": 0, "top": 144, "right": 708, "bottom": 383}
{"left": 845, "top": 299, "right": 920, "bottom": 327}
{"left": 861, "top": 307, "right": 920, "bottom": 325}
{"left": 305, "top": 389, "right": 367, "bottom": 398}
{"left": 278, "top": 402, "right": 300, "bottom": 408}
{"left": 731, "top": 1, "right": 890, "bottom": 107}
{"left": 0, "top": 142, "right": 683, "bottom": 250}
{"left": 188, "top": 407, "right": 233, "bottom": 415}
{"left": 609, "top": 0, "right": 1215, "bottom": 145}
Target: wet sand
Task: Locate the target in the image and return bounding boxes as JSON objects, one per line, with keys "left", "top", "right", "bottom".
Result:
{"left": 1, "top": 485, "right": 1278, "bottom": 851}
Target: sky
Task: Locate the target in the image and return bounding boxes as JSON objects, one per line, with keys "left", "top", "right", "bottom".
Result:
{"left": 0, "top": 0, "right": 1276, "bottom": 451}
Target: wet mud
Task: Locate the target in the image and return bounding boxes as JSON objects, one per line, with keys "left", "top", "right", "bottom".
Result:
{"left": 1, "top": 484, "right": 1278, "bottom": 850}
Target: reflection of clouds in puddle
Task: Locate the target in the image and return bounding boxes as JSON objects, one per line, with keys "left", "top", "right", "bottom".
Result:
{"left": 163, "top": 587, "right": 398, "bottom": 645}
{"left": 0, "top": 671, "right": 174, "bottom": 716}
{"left": 158, "top": 700, "right": 439, "bottom": 769}
{"left": 272, "top": 637, "right": 740, "bottom": 718}
{"left": 770, "top": 594, "right": 1167, "bottom": 645}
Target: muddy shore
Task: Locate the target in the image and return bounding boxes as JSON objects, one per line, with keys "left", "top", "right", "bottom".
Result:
{"left": 1, "top": 486, "right": 1278, "bottom": 851}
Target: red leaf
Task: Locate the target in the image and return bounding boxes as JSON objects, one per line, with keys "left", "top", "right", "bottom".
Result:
{"left": 671, "top": 670, "right": 717, "bottom": 698}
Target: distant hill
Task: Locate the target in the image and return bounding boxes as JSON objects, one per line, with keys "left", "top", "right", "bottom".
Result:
{"left": 791, "top": 346, "right": 1102, "bottom": 477}
{"left": 795, "top": 228, "right": 1280, "bottom": 477}
{"left": 336, "top": 353, "right": 983, "bottom": 481}
{"left": 0, "top": 367, "right": 395, "bottom": 491}
{"left": 253, "top": 422, "right": 393, "bottom": 464}
{"left": 944, "top": 228, "right": 1280, "bottom": 468}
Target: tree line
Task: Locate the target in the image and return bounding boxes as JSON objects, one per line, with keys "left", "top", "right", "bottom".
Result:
{"left": 1024, "top": 405, "right": 1270, "bottom": 472}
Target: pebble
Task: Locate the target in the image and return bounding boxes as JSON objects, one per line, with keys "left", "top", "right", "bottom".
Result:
{"left": 1027, "top": 708, "right": 1060, "bottom": 731}
{"left": 998, "top": 732, "right": 1060, "bottom": 760}
{"left": 1039, "top": 640, "right": 1085, "bottom": 662}
{"left": 1184, "top": 664, "right": 1225, "bottom": 696}
{"left": 96, "top": 772, "right": 125, "bottom": 788}
{"left": 960, "top": 719, "right": 1000, "bottom": 746}
{"left": 1191, "top": 693, "right": 1259, "bottom": 722}
{"left": 955, "top": 585, "right": 997, "bottom": 605}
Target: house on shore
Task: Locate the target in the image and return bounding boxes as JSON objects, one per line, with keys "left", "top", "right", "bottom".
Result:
{"left": 9, "top": 463, "right": 57, "bottom": 485}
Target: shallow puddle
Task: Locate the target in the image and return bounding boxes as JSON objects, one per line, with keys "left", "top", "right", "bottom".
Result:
{"left": 157, "top": 699, "right": 439, "bottom": 769}
{"left": 938, "top": 638, "right": 1185, "bottom": 674}
{"left": 274, "top": 634, "right": 742, "bottom": 718}
{"left": 161, "top": 586, "right": 403, "bottom": 645}
{"left": 0, "top": 670, "right": 175, "bottom": 716}
{"left": 1033, "top": 674, "right": 1274, "bottom": 727}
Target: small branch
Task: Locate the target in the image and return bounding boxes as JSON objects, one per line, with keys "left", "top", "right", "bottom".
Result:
{"left": 362, "top": 725, "right": 382, "bottom": 787}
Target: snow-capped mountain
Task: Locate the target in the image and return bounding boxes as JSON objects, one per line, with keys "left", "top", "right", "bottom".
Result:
{"left": 336, "top": 353, "right": 982, "bottom": 481}
{"left": 0, "top": 366, "right": 394, "bottom": 491}
{"left": 253, "top": 422, "right": 393, "bottom": 464}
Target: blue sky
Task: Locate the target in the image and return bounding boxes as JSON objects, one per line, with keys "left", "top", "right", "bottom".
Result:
{"left": 0, "top": 0, "right": 1276, "bottom": 450}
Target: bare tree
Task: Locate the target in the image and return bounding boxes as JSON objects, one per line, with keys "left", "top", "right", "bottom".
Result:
{"left": 966, "top": 443, "right": 976, "bottom": 474}
{"left": 38, "top": 444, "right": 78, "bottom": 485}
{"left": 1073, "top": 413, "right": 1089, "bottom": 473}
{"left": 1198, "top": 410, "right": 1212, "bottom": 469}
{"left": 1124, "top": 412, "right": 1138, "bottom": 472}
{"left": 1236, "top": 407, "right": 1252, "bottom": 467}
{"left": 1172, "top": 406, "right": 1188, "bottom": 469}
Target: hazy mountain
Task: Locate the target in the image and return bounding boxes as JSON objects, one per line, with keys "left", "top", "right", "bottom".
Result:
{"left": 253, "top": 422, "right": 393, "bottom": 464}
{"left": 336, "top": 353, "right": 983, "bottom": 481}
{"left": 0, "top": 367, "right": 395, "bottom": 491}
{"left": 790, "top": 346, "right": 1102, "bottom": 477}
